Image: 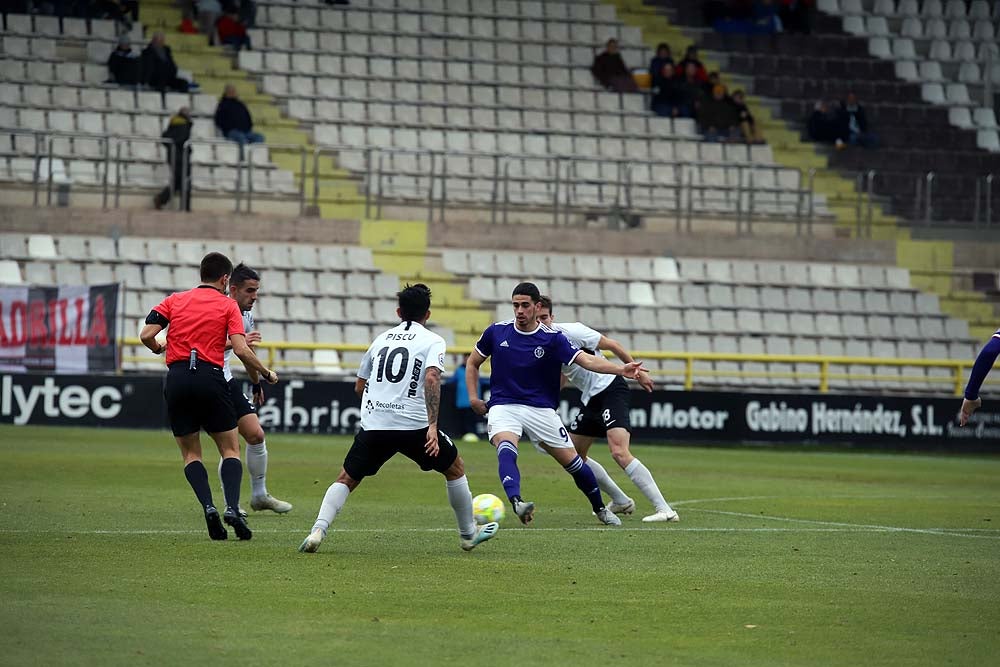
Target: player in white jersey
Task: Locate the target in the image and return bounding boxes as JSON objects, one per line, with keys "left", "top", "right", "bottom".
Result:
{"left": 299, "top": 284, "right": 499, "bottom": 553}
{"left": 222, "top": 264, "right": 292, "bottom": 515}
{"left": 538, "top": 296, "right": 679, "bottom": 523}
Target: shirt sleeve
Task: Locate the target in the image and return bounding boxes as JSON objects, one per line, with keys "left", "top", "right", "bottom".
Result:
{"left": 964, "top": 333, "right": 1000, "bottom": 400}
{"left": 357, "top": 343, "right": 375, "bottom": 380}
{"left": 151, "top": 293, "right": 173, "bottom": 322}
{"left": 427, "top": 337, "right": 447, "bottom": 373}
{"left": 562, "top": 322, "right": 602, "bottom": 351}
{"left": 474, "top": 325, "right": 493, "bottom": 358}
{"left": 552, "top": 332, "right": 583, "bottom": 366}
{"left": 226, "top": 300, "right": 245, "bottom": 337}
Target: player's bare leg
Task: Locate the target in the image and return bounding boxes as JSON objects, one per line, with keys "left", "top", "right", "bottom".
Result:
{"left": 572, "top": 433, "right": 634, "bottom": 515}
{"left": 539, "top": 442, "right": 620, "bottom": 526}
{"left": 492, "top": 432, "right": 534, "bottom": 525}
{"left": 605, "top": 427, "right": 678, "bottom": 523}
{"left": 238, "top": 414, "right": 292, "bottom": 514}
{"left": 300, "top": 468, "right": 359, "bottom": 553}
{"left": 176, "top": 432, "right": 228, "bottom": 540}
{"left": 207, "top": 428, "right": 252, "bottom": 539}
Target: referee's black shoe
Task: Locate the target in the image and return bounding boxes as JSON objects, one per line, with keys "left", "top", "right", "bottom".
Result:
{"left": 204, "top": 506, "right": 228, "bottom": 541}
{"left": 224, "top": 507, "right": 253, "bottom": 541}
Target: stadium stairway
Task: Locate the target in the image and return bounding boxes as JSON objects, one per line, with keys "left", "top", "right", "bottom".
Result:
{"left": 359, "top": 219, "right": 493, "bottom": 348}
{"left": 604, "top": 0, "right": 902, "bottom": 240}
{"left": 138, "top": 0, "right": 364, "bottom": 218}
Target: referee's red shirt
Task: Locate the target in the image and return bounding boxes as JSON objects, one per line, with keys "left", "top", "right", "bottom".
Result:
{"left": 153, "top": 286, "right": 245, "bottom": 367}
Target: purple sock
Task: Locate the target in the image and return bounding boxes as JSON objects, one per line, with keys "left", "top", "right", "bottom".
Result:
{"left": 564, "top": 455, "right": 605, "bottom": 513}
{"left": 496, "top": 440, "right": 522, "bottom": 501}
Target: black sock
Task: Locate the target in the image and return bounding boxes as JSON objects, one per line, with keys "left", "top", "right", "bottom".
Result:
{"left": 184, "top": 461, "right": 215, "bottom": 510}
{"left": 220, "top": 457, "right": 243, "bottom": 511}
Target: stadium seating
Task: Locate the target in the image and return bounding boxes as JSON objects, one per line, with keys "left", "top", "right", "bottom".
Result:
{"left": 1, "top": 230, "right": 976, "bottom": 392}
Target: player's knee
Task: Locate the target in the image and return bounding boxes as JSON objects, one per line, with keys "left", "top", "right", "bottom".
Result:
{"left": 335, "top": 468, "right": 361, "bottom": 491}
{"left": 444, "top": 456, "right": 465, "bottom": 480}
{"left": 243, "top": 427, "right": 265, "bottom": 445}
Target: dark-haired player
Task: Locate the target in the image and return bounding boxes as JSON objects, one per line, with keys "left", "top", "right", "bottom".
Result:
{"left": 465, "top": 282, "right": 645, "bottom": 527}
{"left": 221, "top": 263, "right": 292, "bottom": 515}
{"left": 538, "top": 296, "right": 679, "bottom": 523}
{"left": 299, "top": 284, "right": 498, "bottom": 553}
{"left": 140, "top": 252, "right": 279, "bottom": 541}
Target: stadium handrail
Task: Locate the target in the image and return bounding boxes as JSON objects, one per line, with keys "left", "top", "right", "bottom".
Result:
{"left": 119, "top": 337, "right": 975, "bottom": 395}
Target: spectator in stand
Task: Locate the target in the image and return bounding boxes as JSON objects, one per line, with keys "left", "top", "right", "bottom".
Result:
{"left": 779, "top": 0, "right": 814, "bottom": 34}
{"left": 155, "top": 107, "right": 193, "bottom": 211}
{"left": 91, "top": 0, "right": 139, "bottom": 28}
{"left": 591, "top": 38, "right": 640, "bottom": 93}
{"left": 681, "top": 61, "right": 707, "bottom": 114}
{"left": 807, "top": 100, "right": 843, "bottom": 145}
{"left": 652, "top": 63, "right": 693, "bottom": 118}
{"left": 730, "top": 89, "right": 765, "bottom": 144}
{"left": 141, "top": 32, "right": 198, "bottom": 93}
{"left": 239, "top": 0, "right": 258, "bottom": 27}
{"left": 107, "top": 34, "right": 140, "bottom": 86}
{"left": 838, "top": 92, "right": 878, "bottom": 149}
{"left": 649, "top": 43, "right": 674, "bottom": 90}
{"left": 703, "top": 71, "right": 721, "bottom": 97}
{"left": 675, "top": 45, "right": 708, "bottom": 83}
{"left": 216, "top": 3, "right": 252, "bottom": 51}
{"left": 197, "top": 0, "right": 223, "bottom": 45}
{"left": 697, "top": 84, "right": 739, "bottom": 142}
{"left": 215, "top": 84, "right": 265, "bottom": 152}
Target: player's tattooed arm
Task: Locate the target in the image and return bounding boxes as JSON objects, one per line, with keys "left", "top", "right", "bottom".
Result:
{"left": 424, "top": 367, "right": 442, "bottom": 456}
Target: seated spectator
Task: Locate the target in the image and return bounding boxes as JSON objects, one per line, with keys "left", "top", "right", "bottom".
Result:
{"left": 652, "top": 63, "right": 693, "bottom": 118}
{"left": 730, "top": 89, "right": 765, "bottom": 144}
{"left": 807, "top": 100, "right": 843, "bottom": 145}
{"left": 838, "top": 92, "right": 878, "bottom": 149}
{"left": 155, "top": 108, "right": 193, "bottom": 211}
{"left": 216, "top": 4, "right": 252, "bottom": 51}
{"left": 215, "top": 85, "right": 265, "bottom": 151}
{"left": 681, "top": 62, "right": 708, "bottom": 113}
{"left": 107, "top": 34, "right": 140, "bottom": 86}
{"left": 676, "top": 45, "right": 708, "bottom": 83}
{"left": 649, "top": 43, "right": 674, "bottom": 90}
{"left": 591, "top": 38, "right": 640, "bottom": 93}
{"left": 141, "top": 32, "right": 198, "bottom": 93}
{"left": 703, "top": 71, "right": 722, "bottom": 97}
{"left": 697, "top": 84, "right": 740, "bottom": 142}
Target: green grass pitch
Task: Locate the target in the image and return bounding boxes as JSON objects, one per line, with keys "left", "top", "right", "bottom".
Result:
{"left": 1, "top": 425, "right": 999, "bottom": 666}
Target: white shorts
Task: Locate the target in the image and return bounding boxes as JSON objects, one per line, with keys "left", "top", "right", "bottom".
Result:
{"left": 487, "top": 404, "right": 574, "bottom": 452}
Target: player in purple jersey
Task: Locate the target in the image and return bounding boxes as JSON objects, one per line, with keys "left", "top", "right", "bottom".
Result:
{"left": 959, "top": 327, "right": 1000, "bottom": 427}
{"left": 465, "top": 282, "right": 645, "bottom": 526}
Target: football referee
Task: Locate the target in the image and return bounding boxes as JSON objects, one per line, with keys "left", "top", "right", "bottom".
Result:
{"left": 140, "top": 252, "right": 279, "bottom": 541}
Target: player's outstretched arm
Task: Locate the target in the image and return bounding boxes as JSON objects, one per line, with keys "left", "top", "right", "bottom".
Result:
{"left": 959, "top": 334, "right": 1000, "bottom": 426}
{"left": 465, "top": 349, "right": 488, "bottom": 416}
{"left": 232, "top": 333, "right": 278, "bottom": 384}
{"left": 600, "top": 334, "right": 654, "bottom": 392}
{"left": 424, "top": 367, "right": 442, "bottom": 456}
{"left": 573, "top": 352, "right": 644, "bottom": 379}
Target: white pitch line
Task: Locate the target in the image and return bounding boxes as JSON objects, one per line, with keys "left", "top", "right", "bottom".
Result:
{"left": 685, "top": 508, "right": 1000, "bottom": 540}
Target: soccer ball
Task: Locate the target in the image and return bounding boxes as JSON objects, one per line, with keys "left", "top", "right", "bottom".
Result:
{"left": 472, "top": 493, "right": 505, "bottom": 525}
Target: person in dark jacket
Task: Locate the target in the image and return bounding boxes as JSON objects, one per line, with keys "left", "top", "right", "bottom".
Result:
{"left": 141, "top": 32, "right": 196, "bottom": 93}
{"left": 649, "top": 43, "right": 674, "bottom": 90}
{"left": 155, "top": 108, "right": 193, "bottom": 211}
{"left": 651, "top": 63, "right": 692, "bottom": 118}
{"left": 675, "top": 45, "right": 708, "bottom": 83}
{"left": 697, "top": 84, "right": 739, "bottom": 142}
{"left": 107, "top": 34, "right": 140, "bottom": 86}
{"left": 838, "top": 92, "right": 878, "bottom": 148}
{"left": 807, "top": 100, "right": 843, "bottom": 144}
{"left": 215, "top": 85, "right": 265, "bottom": 151}
{"left": 590, "top": 38, "right": 639, "bottom": 93}
{"left": 730, "top": 89, "right": 765, "bottom": 144}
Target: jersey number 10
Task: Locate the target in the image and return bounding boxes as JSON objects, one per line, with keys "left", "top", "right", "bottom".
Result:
{"left": 375, "top": 346, "right": 410, "bottom": 383}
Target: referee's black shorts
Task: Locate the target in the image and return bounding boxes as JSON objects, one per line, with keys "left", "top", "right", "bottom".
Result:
{"left": 568, "top": 376, "right": 632, "bottom": 438}
{"left": 343, "top": 427, "right": 459, "bottom": 481}
{"left": 164, "top": 362, "right": 237, "bottom": 436}
{"left": 227, "top": 379, "right": 257, "bottom": 420}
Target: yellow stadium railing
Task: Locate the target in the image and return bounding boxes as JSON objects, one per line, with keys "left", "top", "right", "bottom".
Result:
{"left": 120, "top": 338, "right": 977, "bottom": 396}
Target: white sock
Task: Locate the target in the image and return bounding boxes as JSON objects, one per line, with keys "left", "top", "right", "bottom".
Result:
{"left": 446, "top": 475, "right": 477, "bottom": 539}
{"left": 625, "top": 458, "right": 673, "bottom": 514}
{"left": 246, "top": 441, "right": 268, "bottom": 498}
{"left": 312, "top": 482, "right": 350, "bottom": 534}
{"left": 587, "top": 457, "right": 630, "bottom": 505}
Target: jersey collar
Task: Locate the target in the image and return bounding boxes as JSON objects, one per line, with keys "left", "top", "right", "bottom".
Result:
{"left": 513, "top": 323, "right": 541, "bottom": 335}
